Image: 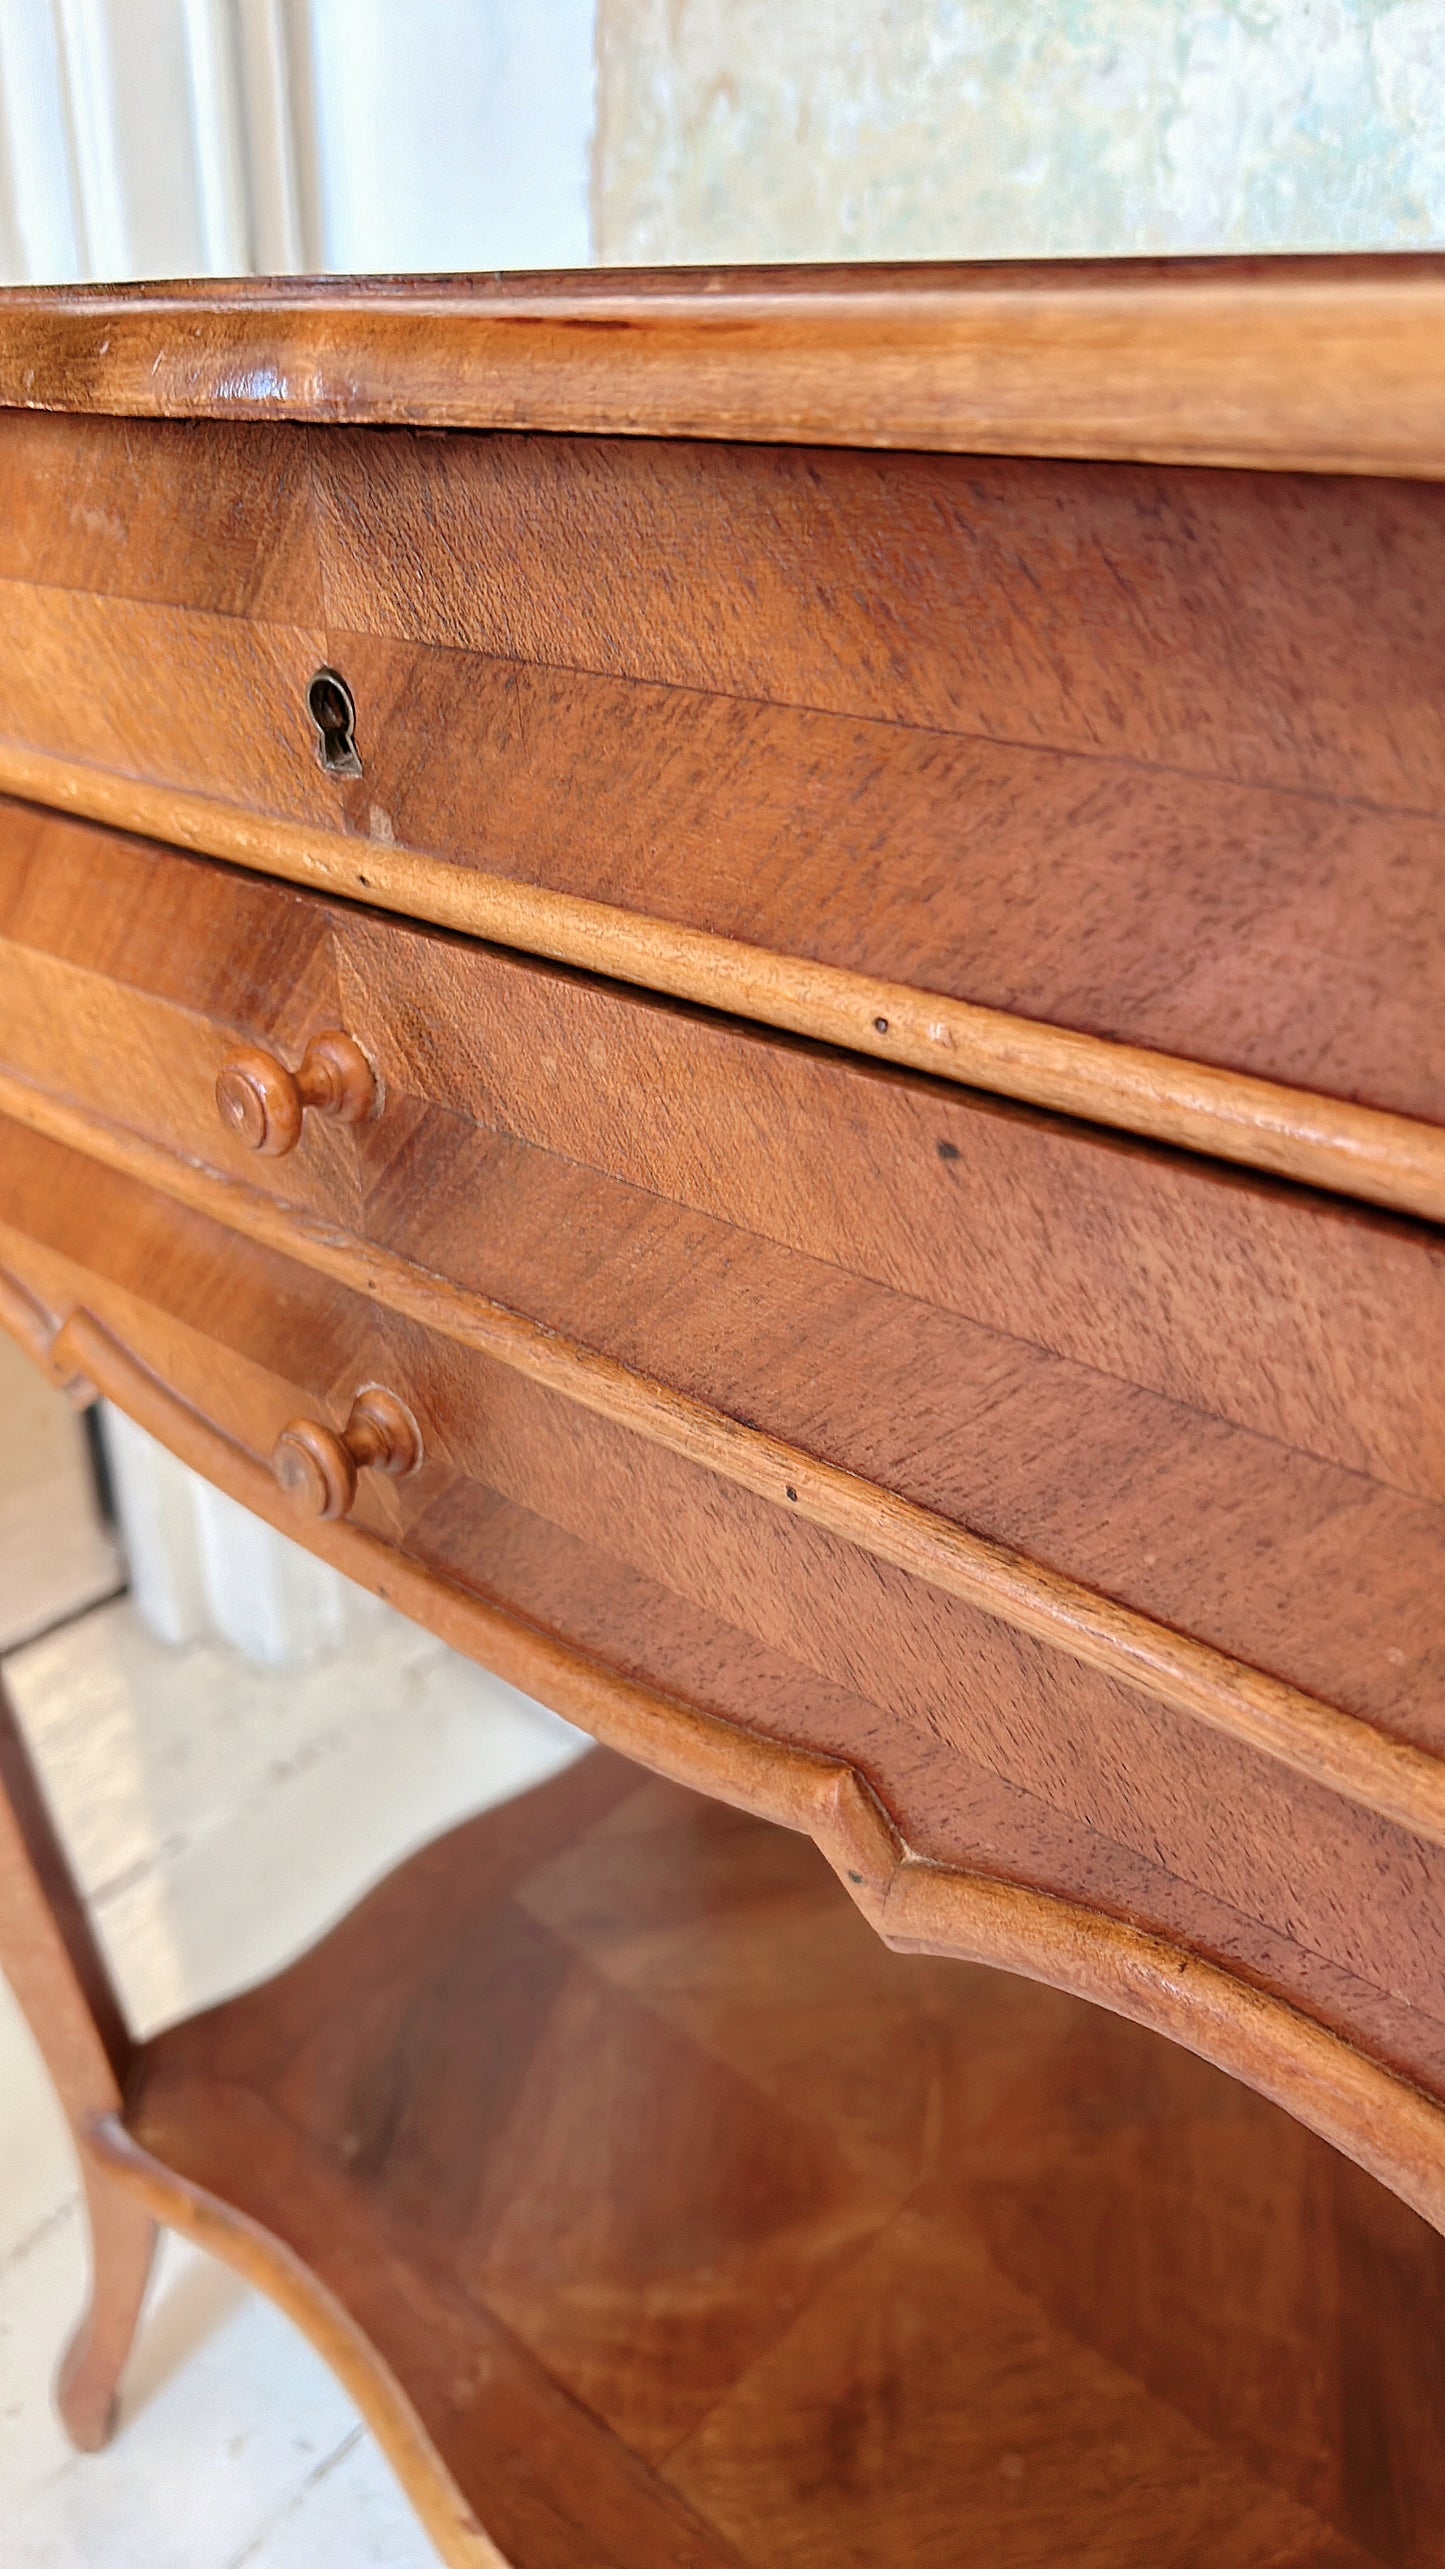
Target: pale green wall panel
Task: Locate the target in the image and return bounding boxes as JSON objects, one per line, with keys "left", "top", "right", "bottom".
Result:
{"left": 595, "top": 0, "right": 1445, "bottom": 262}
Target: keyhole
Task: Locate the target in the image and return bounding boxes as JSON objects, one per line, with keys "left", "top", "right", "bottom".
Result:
{"left": 307, "top": 668, "right": 362, "bottom": 777}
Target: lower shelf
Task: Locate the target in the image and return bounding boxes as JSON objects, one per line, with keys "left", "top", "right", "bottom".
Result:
{"left": 114, "top": 1749, "right": 1445, "bottom": 2569}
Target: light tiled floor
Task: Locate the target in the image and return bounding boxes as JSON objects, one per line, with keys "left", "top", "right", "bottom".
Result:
{"left": 1, "top": 1584, "right": 588, "bottom": 2565}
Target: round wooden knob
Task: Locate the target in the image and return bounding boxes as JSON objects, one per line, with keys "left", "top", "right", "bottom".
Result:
{"left": 216, "top": 1030, "right": 377, "bottom": 1157}
{"left": 272, "top": 1386, "right": 423, "bottom": 1522}
{"left": 272, "top": 1417, "right": 357, "bottom": 1520}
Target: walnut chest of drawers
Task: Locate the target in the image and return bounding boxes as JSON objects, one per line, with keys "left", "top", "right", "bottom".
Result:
{"left": 0, "top": 261, "right": 1443, "bottom": 2565}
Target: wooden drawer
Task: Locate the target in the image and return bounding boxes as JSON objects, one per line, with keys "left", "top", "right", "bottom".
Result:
{"left": 4, "top": 798, "right": 1445, "bottom": 2173}
{"left": 3, "top": 795, "right": 1443, "bottom": 1695}
{"left": 2, "top": 403, "right": 1445, "bottom": 1152}
{"left": 4, "top": 1116, "right": 1445, "bottom": 2210}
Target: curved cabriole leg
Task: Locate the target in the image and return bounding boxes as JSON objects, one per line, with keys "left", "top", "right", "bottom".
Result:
{"left": 56, "top": 2163, "right": 158, "bottom": 2450}
{"left": 0, "top": 1668, "right": 156, "bottom": 2450}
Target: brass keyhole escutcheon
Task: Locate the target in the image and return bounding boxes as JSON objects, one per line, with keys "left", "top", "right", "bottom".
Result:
{"left": 308, "top": 667, "right": 362, "bottom": 777}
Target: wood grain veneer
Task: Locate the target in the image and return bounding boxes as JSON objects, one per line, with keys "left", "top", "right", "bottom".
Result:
{"left": 2, "top": 259, "right": 1442, "bottom": 2554}
{"left": 1, "top": 1062, "right": 1441, "bottom": 1851}
{"left": 2, "top": 260, "right": 1445, "bottom": 477}
{"left": 3, "top": 817, "right": 1442, "bottom": 1506}
{"left": 4, "top": 1132, "right": 1445, "bottom": 2226}
{"left": 0, "top": 1740, "right": 1424, "bottom": 2568}
{"left": 2, "top": 827, "right": 1443, "bottom": 1832}
{"left": 98, "top": 1761, "right": 1445, "bottom": 2568}
{"left": 3, "top": 390, "right": 1445, "bottom": 1205}
{"left": 6, "top": 757, "right": 1442, "bottom": 1224}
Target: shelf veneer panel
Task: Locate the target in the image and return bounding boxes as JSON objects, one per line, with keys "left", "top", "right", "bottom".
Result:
{"left": 122, "top": 1756, "right": 1445, "bottom": 2568}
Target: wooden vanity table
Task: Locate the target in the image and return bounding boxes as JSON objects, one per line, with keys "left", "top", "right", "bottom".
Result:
{"left": 0, "top": 259, "right": 1443, "bottom": 2563}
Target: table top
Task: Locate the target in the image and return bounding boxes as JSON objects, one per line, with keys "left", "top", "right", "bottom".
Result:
{"left": 2, "top": 255, "right": 1445, "bottom": 475}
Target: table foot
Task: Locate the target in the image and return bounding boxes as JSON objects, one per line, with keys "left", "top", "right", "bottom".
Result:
{"left": 55, "top": 2159, "right": 159, "bottom": 2452}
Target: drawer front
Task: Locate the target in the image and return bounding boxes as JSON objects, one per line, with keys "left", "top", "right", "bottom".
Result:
{"left": 2, "top": 801, "right": 1443, "bottom": 1762}
{"left": 3, "top": 1122, "right": 1445, "bottom": 2228}
{"left": 2, "top": 406, "right": 1444, "bottom": 1133}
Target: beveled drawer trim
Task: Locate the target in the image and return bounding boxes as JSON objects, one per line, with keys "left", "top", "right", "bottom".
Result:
{"left": 8, "top": 1290, "right": 1445, "bottom": 2239}
{"left": 3, "top": 264, "right": 1445, "bottom": 479}
{"left": 3, "top": 1055, "right": 1442, "bottom": 1854}
{"left": 4, "top": 743, "right": 1443, "bottom": 1227}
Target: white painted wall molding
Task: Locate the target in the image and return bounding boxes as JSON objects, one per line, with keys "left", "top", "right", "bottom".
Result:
{"left": 53, "top": 0, "right": 130, "bottom": 275}
{"left": 179, "top": 0, "right": 251, "bottom": 273}
{"left": 232, "top": 0, "right": 317, "bottom": 271}
{"left": 305, "top": 0, "right": 593, "bottom": 272}
{"left": 0, "top": 0, "right": 595, "bottom": 284}
{"left": 0, "top": 0, "right": 316, "bottom": 280}
{"left": 101, "top": 1406, "right": 381, "bottom": 1668}
{"left": 0, "top": 1, "right": 89, "bottom": 280}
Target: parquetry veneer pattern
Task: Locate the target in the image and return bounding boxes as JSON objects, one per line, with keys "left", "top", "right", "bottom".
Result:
{"left": 0, "top": 260, "right": 1442, "bottom": 2565}
{"left": 3, "top": 391, "right": 1445, "bottom": 1170}
{"left": 6, "top": 1135, "right": 1445, "bottom": 2195}
{"left": 48, "top": 1748, "right": 1445, "bottom": 2566}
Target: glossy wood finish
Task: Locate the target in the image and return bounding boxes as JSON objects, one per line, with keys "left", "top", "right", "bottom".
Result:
{"left": 9, "top": 755, "right": 1443, "bottom": 1226}
{"left": 4, "top": 1029, "right": 1445, "bottom": 1856}
{"left": 2, "top": 261, "right": 1443, "bottom": 2553}
{"left": 3, "top": 387, "right": 1445, "bottom": 1201}
{"left": 2, "top": 820, "right": 1442, "bottom": 1763}
{"left": 4, "top": 816, "right": 1443, "bottom": 1495}
{"left": 5, "top": 1133, "right": 1445, "bottom": 2235}
{"left": 82, "top": 1758, "right": 1445, "bottom": 2566}
{"left": 2, "top": 260, "right": 1445, "bottom": 477}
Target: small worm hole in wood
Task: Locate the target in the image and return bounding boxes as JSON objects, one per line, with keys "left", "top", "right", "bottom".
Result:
{"left": 308, "top": 668, "right": 362, "bottom": 777}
